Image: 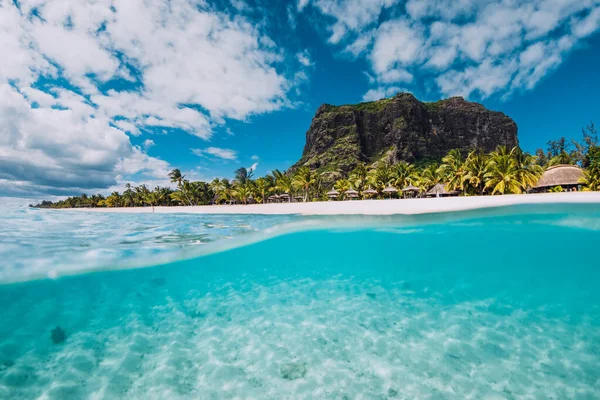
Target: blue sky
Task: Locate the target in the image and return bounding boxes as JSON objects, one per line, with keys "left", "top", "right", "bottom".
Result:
{"left": 1, "top": 0, "right": 599, "bottom": 198}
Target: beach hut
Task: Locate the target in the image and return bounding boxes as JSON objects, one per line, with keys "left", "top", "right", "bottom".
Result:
{"left": 279, "top": 193, "right": 291, "bottom": 202}
{"left": 363, "top": 187, "right": 378, "bottom": 198}
{"left": 533, "top": 164, "right": 584, "bottom": 192}
{"left": 293, "top": 195, "right": 303, "bottom": 202}
{"left": 326, "top": 188, "right": 339, "bottom": 200}
{"left": 382, "top": 185, "right": 398, "bottom": 198}
{"left": 344, "top": 189, "right": 359, "bottom": 200}
{"left": 426, "top": 183, "right": 460, "bottom": 198}
{"left": 402, "top": 184, "right": 420, "bottom": 198}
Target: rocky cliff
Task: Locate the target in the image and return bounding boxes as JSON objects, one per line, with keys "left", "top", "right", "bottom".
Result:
{"left": 292, "top": 93, "right": 519, "bottom": 173}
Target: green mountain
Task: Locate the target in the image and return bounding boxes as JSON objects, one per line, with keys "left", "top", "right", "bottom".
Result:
{"left": 292, "top": 93, "right": 519, "bottom": 173}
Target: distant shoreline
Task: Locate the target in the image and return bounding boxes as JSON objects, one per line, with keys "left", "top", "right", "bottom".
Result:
{"left": 54, "top": 192, "right": 600, "bottom": 215}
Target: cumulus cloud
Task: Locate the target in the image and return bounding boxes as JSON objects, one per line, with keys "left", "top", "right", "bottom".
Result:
{"left": 192, "top": 147, "right": 238, "bottom": 161}
{"left": 248, "top": 155, "right": 259, "bottom": 172}
{"left": 297, "top": 50, "right": 313, "bottom": 67}
{"left": 0, "top": 0, "right": 293, "bottom": 196}
{"left": 362, "top": 86, "right": 405, "bottom": 102}
{"left": 142, "top": 139, "right": 155, "bottom": 150}
{"left": 305, "top": 0, "right": 600, "bottom": 100}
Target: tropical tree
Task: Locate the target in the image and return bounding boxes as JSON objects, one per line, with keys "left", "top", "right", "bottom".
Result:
{"left": 169, "top": 169, "right": 193, "bottom": 206}
{"left": 135, "top": 185, "right": 150, "bottom": 206}
{"left": 273, "top": 169, "right": 293, "bottom": 202}
{"left": 144, "top": 186, "right": 166, "bottom": 211}
{"left": 581, "top": 146, "right": 600, "bottom": 190}
{"left": 123, "top": 183, "right": 136, "bottom": 207}
{"left": 392, "top": 161, "right": 417, "bottom": 189}
{"left": 367, "top": 161, "right": 394, "bottom": 193}
{"left": 438, "top": 149, "right": 465, "bottom": 192}
{"left": 292, "top": 166, "right": 315, "bottom": 202}
{"left": 418, "top": 163, "right": 441, "bottom": 192}
{"left": 581, "top": 168, "right": 600, "bottom": 191}
{"left": 170, "top": 190, "right": 189, "bottom": 205}
{"left": 234, "top": 167, "right": 254, "bottom": 187}
{"left": 349, "top": 163, "right": 368, "bottom": 198}
{"left": 253, "top": 177, "right": 271, "bottom": 203}
{"left": 334, "top": 179, "right": 351, "bottom": 200}
{"left": 512, "top": 147, "right": 543, "bottom": 190}
{"left": 462, "top": 151, "right": 488, "bottom": 195}
{"left": 233, "top": 184, "right": 253, "bottom": 205}
{"left": 483, "top": 146, "right": 522, "bottom": 195}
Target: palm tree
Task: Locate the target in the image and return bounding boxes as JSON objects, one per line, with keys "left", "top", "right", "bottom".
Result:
{"left": 170, "top": 190, "right": 188, "bottom": 205}
{"left": 253, "top": 177, "right": 271, "bottom": 203}
{"left": 292, "top": 166, "right": 314, "bottom": 202}
{"left": 484, "top": 146, "right": 522, "bottom": 195}
{"left": 334, "top": 179, "right": 351, "bottom": 200}
{"left": 581, "top": 166, "right": 600, "bottom": 191}
{"left": 512, "top": 147, "right": 543, "bottom": 190}
{"left": 273, "top": 169, "right": 293, "bottom": 202}
{"left": 144, "top": 186, "right": 166, "bottom": 211}
{"left": 313, "top": 173, "right": 326, "bottom": 201}
{"left": 367, "top": 161, "right": 394, "bottom": 194}
{"left": 123, "top": 183, "right": 136, "bottom": 207}
{"left": 438, "top": 149, "right": 465, "bottom": 193}
{"left": 392, "top": 161, "right": 417, "bottom": 189}
{"left": 463, "top": 151, "right": 488, "bottom": 195}
{"left": 349, "top": 163, "right": 368, "bottom": 198}
{"left": 135, "top": 185, "right": 150, "bottom": 206}
{"left": 169, "top": 169, "right": 193, "bottom": 206}
{"left": 234, "top": 167, "right": 254, "bottom": 187}
{"left": 216, "top": 179, "right": 234, "bottom": 204}
{"left": 418, "top": 163, "right": 441, "bottom": 192}
{"left": 234, "top": 184, "right": 253, "bottom": 204}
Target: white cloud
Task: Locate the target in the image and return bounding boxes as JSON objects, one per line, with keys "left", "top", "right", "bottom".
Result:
{"left": 307, "top": 0, "right": 398, "bottom": 44}
{"left": 310, "top": 0, "right": 600, "bottom": 99}
{"left": 248, "top": 162, "right": 259, "bottom": 172}
{"left": 297, "top": 0, "right": 310, "bottom": 11}
{"left": 142, "top": 139, "right": 155, "bottom": 150}
{"left": 0, "top": 0, "right": 295, "bottom": 196}
{"left": 248, "top": 155, "right": 259, "bottom": 172}
{"left": 192, "top": 147, "right": 238, "bottom": 161}
{"left": 297, "top": 50, "right": 313, "bottom": 66}
{"left": 362, "top": 86, "right": 405, "bottom": 102}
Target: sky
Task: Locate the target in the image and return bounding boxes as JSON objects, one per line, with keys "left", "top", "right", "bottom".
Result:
{"left": 1, "top": 0, "right": 600, "bottom": 199}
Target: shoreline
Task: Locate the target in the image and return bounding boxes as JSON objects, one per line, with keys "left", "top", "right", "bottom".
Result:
{"left": 54, "top": 192, "right": 600, "bottom": 215}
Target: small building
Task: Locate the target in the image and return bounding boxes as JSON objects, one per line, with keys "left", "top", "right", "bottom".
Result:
{"left": 533, "top": 164, "right": 584, "bottom": 192}
{"left": 326, "top": 189, "right": 339, "bottom": 200}
{"left": 426, "top": 183, "right": 460, "bottom": 198}
{"left": 402, "top": 184, "right": 420, "bottom": 198}
{"left": 344, "top": 189, "right": 359, "bottom": 200}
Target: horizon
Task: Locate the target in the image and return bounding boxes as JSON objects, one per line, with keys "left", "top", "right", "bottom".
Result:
{"left": 1, "top": 0, "right": 600, "bottom": 201}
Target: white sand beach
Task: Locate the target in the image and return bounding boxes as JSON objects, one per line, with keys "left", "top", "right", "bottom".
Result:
{"left": 61, "top": 192, "right": 600, "bottom": 215}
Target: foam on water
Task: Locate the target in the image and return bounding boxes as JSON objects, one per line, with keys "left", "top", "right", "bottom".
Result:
{"left": 1, "top": 203, "right": 600, "bottom": 399}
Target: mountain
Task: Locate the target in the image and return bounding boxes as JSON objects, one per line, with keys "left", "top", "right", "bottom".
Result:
{"left": 291, "top": 93, "right": 519, "bottom": 173}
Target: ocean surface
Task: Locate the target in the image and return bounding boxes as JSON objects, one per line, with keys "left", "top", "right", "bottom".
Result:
{"left": 1, "top": 202, "right": 599, "bottom": 399}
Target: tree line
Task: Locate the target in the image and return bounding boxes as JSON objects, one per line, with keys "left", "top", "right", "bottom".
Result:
{"left": 33, "top": 123, "right": 600, "bottom": 208}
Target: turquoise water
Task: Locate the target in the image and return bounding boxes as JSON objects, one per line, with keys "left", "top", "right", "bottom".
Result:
{"left": 1, "top": 204, "right": 600, "bottom": 399}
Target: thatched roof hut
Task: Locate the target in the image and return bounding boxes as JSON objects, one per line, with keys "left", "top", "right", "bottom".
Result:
{"left": 344, "top": 189, "right": 358, "bottom": 199}
{"left": 426, "top": 183, "right": 446, "bottom": 197}
{"left": 326, "top": 189, "right": 339, "bottom": 198}
{"left": 363, "top": 187, "right": 377, "bottom": 196}
{"left": 402, "top": 184, "right": 420, "bottom": 192}
{"left": 534, "top": 164, "right": 584, "bottom": 190}
{"left": 426, "top": 183, "right": 460, "bottom": 197}
{"left": 383, "top": 185, "right": 398, "bottom": 193}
